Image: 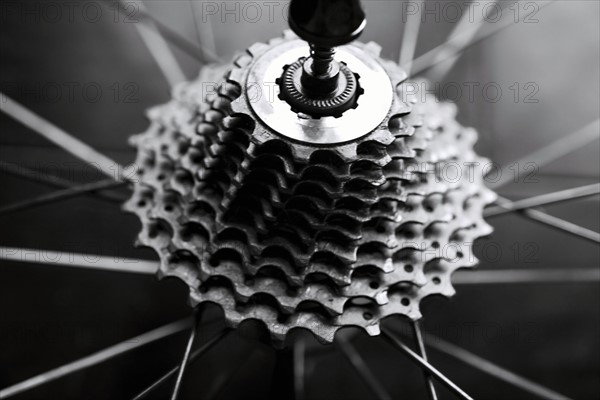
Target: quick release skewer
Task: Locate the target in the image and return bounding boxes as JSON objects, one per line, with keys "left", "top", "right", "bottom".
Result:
{"left": 278, "top": 0, "right": 367, "bottom": 118}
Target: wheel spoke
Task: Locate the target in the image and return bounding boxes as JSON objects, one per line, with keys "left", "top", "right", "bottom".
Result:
{"left": 423, "top": 333, "right": 573, "bottom": 400}
{"left": 0, "top": 179, "right": 127, "bottom": 216}
{"left": 336, "top": 335, "right": 392, "bottom": 400}
{"left": 293, "top": 338, "right": 306, "bottom": 400}
{"left": 412, "top": 1, "right": 552, "bottom": 76}
{"left": 132, "top": 329, "right": 228, "bottom": 400}
{"left": 398, "top": 0, "right": 423, "bottom": 75}
{"left": 424, "top": 0, "right": 500, "bottom": 81}
{"left": 0, "top": 162, "right": 125, "bottom": 203}
{"left": 0, "top": 247, "right": 158, "bottom": 275}
{"left": 381, "top": 327, "right": 473, "bottom": 400}
{"left": 453, "top": 269, "right": 600, "bottom": 285}
{"left": 521, "top": 209, "right": 600, "bottom": 242}
{"left": 488, "top": 119, "right": 600, "bottom": 190}
{"left": 496, "top": 195, "right": 600, "bottom": 243}
{"left": 125, "top": 0, "right": 187, "bottom": 87}
{"left": 189, "top": 0, "right": 219, "bottom": 63}
{"left": 170, "top": 309, "right": 200, "bottom": 400}
{"left": 0, "top": 318, "right": 192, "bottom": 398}
{"left": 0, "top": 161, "right": 86, "bottom": 187}
{"left": 485, "top": 183, "right": 600, "bottom": 217}
{"left": 412, "top": 321, "right": 438, "bottom": 400}
{"left": 103, "top": 0, "right": 222, "bottom": 63}
{"left": 0, "top": 95, "right": 124, "bottom": 180}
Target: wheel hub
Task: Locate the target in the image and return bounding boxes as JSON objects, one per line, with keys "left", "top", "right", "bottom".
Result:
{"left": 277, "top": 57, "right": 361, "bottom": 119}
{"left": 243, "top": 39, "right": 393, "bottom": 145}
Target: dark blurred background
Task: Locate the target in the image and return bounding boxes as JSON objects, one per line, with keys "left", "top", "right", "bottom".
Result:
{"left": 1, "top": 1, "right": 599, "bottom": 399}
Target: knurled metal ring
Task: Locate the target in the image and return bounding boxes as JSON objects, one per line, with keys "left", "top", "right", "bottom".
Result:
{"left": 277, "top": 59, "right": 362, "bottom": 118}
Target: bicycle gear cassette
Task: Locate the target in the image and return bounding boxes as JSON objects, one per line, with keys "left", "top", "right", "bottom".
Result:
{"left": 124, "top": 31, "right": 496, "bottom": 344}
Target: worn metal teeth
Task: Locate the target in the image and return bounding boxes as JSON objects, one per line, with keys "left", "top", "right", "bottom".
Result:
{"left": 124, "top": 32, "right": 496, "bottom": 345}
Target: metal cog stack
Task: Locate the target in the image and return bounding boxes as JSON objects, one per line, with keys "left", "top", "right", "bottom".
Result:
{"left": 125, "top": 8, "right": 495, "bottom": 344}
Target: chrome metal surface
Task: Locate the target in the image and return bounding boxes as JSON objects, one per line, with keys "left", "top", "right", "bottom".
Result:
{"left": 277, "top": 57, "right": 362, "bottom": 118}
{"left": 244, "top": 39, "right": 393, "bottom": 144}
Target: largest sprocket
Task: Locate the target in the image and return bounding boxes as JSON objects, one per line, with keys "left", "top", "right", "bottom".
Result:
{"left": 124, "top": 32, "right": 496, "bottom": 344}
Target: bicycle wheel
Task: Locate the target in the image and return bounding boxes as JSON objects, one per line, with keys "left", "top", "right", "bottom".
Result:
{"left": 1, "top": 1, "right": 598, "bottom": 399}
